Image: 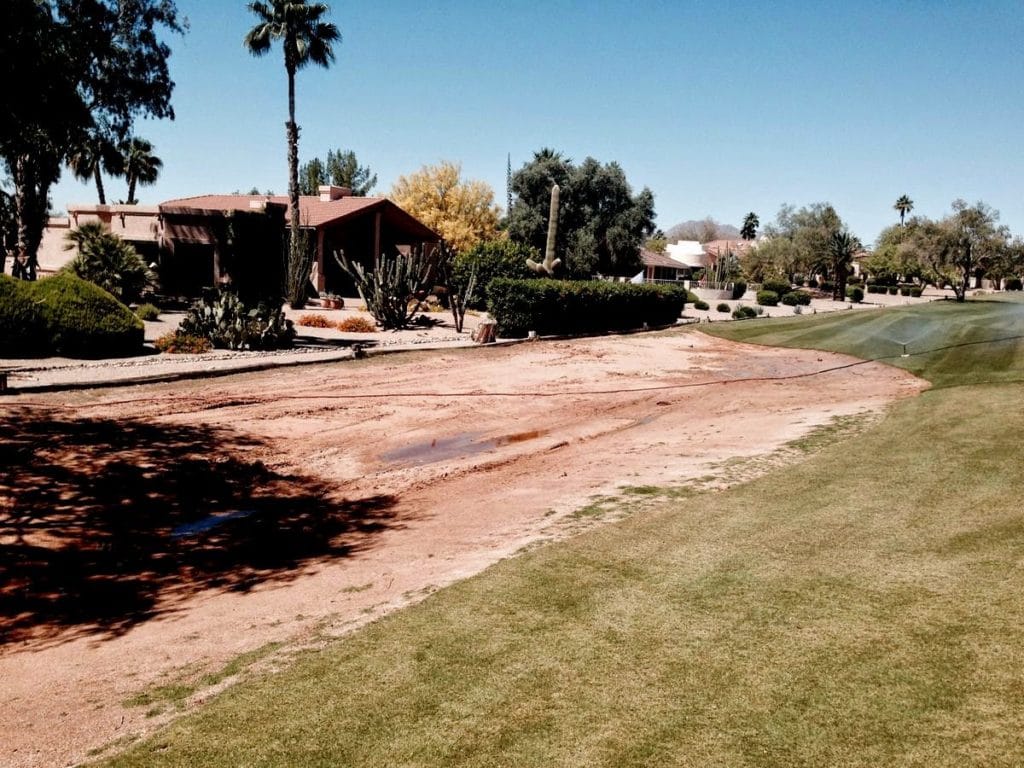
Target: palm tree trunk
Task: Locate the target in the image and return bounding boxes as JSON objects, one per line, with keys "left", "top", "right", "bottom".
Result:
{"left": 285, "top": 59, "right": 307, "bottom": 307}
{"left": 94, "top": 164, "right": 106, "bottom": 205}
{"left": 127, "top": 174, "right": 137, "bottom": 206}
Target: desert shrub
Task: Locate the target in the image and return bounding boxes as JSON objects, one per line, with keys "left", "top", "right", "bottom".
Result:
{"left": 866, "top": 284, "right": 883, "bottom": 294}
{"left": 135, "top": 303, "right": 161, "bottom": 321}
{"left": 297, "top": 313, "right": 333, "bottom": 328}
{"left": 453, "top": 239, "right": 536, "bottom": 310}
{"left": 731, "top": 305, "right": 759, "bottom": 320}
{"left": 888, "top": 286, "right": 899, "bottom": 295}
{"left": 154, "top": 331, "right": 213, "bottom": 354}
{"left": 847, "top": 286, "right": 864, "bottom": 303}
{"left": 1005, "top": 277, "right": 1023, "bottom": 291}
{"left": 910, "top": 287, "right": 923, "bottom": 297}
{"left": 756, "top": 290, "right": 779, "bottom": 306}
{"left": 486, "top": 278, "right": 686, "bottom": 338}
{"left": 730, "top": 281, "right": 747, "bottom": 300}
{"left": 337, "top": 247, "right": 434, "bottom": 330}
{"left": 179, "top": 290, "right": 295, "bottom": 351}
{"left": 693, "top": 300, "right": 710, "bottom": 311}
{"left": 899, "top": 285, "right": 912, "bottom": 296}
{"left": 62, "top": 222, "right": 155, "bottom": 304}
{"left": 0, "top": 275, "right": 48, "bottom": 357}
{"left": 30, "top": 273, "right": 144, "bottom": 358}
{"left": 335, "top": 316, "right": 376, "bottom": 333}
{"left": 818, "top": 280, "right": 835, "bottom": 293}
{"left": 781, "top": 291, "right": 812, "bottom": 306}
{"left": 847, "top": 275, "right": 863, "bottom": 286}
{"left": 716, "top": 302, "right": 731, "bottom": 313}
{"left": 762, "top": 279, "right": 790, "bottom": 296}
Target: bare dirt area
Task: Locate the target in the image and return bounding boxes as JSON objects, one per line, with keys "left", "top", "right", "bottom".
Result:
{"left": 0, "top": 330, "right": 926, "bottom": 767}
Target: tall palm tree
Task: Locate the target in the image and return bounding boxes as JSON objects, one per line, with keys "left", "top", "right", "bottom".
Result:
{"left": 740, "top": 211, "right": 759, "bottom": 241}
{"left": 121, "top": 137, "right": 163, "bottom": 204}
{"left": 829, "top": 229, "right": 861, "bottom": 301}
{"left": 894, "top": 194, "right": 914, "bottom": 227}
{"left": 67, "top": 133, "right": 124, "bottom": 205}
{"left": 244, "top": 0, "right": 340, "bottom": 306}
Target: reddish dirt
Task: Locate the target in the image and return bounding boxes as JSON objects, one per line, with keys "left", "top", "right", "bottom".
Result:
{"left": 0, "top": 330, "right": 926, "bottom": 767}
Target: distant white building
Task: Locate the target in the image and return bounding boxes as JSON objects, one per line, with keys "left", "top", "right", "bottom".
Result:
{"left": 665, "top": 240, "right": 709, "bottom": 268}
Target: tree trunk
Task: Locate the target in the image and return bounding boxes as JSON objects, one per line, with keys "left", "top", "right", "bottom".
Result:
{"left": 285, "top": 60, "right": 306, "bottom": 308}
{"left": 94, "top": 163, "right": 106, "bottom": 205}
{"left": 12, "top": 155, "right": 42, "bottom": 280}
{"left": 127, "top": 174, "right": 137, "bottom": 205}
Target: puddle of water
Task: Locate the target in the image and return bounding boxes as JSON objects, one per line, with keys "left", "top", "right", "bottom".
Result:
{"left": 383, "top": 429, "right": 550, "bottom": 467}
{"left": 171, "top": 509, "right": 255, "bottom": 538}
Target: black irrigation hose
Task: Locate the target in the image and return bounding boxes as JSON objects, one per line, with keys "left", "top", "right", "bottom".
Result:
{"left": 5, "top": 333, "right": 1024, "bottom": 412}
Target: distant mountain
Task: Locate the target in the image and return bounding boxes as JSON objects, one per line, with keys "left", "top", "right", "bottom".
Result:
{"left": 664, "top": 218, "right": 740, "bottom": 243}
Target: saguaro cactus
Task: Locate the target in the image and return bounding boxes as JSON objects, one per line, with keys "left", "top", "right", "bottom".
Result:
{"left": 527, "top": 184, "right": 562, "bottom": 276}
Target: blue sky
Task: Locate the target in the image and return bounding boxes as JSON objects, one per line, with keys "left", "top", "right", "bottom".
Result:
{"left": 50, "top": 0, "right": 1024, "bottom": 246}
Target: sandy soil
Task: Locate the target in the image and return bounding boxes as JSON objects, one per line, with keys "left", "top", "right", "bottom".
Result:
{"left": 0, "top": 330, "right": 926, "bottom": 767}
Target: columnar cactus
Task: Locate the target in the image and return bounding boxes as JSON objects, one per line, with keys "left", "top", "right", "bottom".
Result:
{"left": 527, "top": 184, "right": 562, "bottom": 276}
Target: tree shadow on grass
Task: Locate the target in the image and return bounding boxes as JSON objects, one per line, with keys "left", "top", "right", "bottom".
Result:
{"left": 0, "top": 407, "right": 401, "bottom": 647}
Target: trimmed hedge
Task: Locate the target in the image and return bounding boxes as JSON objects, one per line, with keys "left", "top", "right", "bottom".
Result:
{"left": 730, "top": 281, "right": 747, "bottom": 300}
{"left": 0, "top": 275, "right": 48, "bottom": 357}
{"left": 847, "top": 286, "right": 864, "bottom": 303}
{"left": 486, "top": 278, "right": 686, "bottom": 338}
{"left": 732, "top": 305, "right": 759, "bottom": 320}
{"left": 31, "top": 273, "right": 144, "bottom": 357}
{"left": 762, "top": 280, "right": 791, "bottom": 296}
{"left": 693, "top": 300, "right": 710, "bottom": 311}
{"left": 781, "top": 290, "right": 812, "bottom": 306}
{"left": 756, "top": 290, "right": 779, "bottom": 306}
{"left": 716, "top": 302, "right": 731, "bottom": 313}
{"left": 1005, "top": 278, "right": 1023, "bottom": 291}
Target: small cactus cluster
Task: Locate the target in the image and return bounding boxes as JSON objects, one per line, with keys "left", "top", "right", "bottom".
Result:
{"left": 179, "top": 290, "right": 295, "bottom": 350}
{"left": 335, "top": 247, "right": 434, "bottom": 330}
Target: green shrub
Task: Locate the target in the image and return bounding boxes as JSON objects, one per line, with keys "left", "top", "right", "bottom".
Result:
{"left": 731, "top": 305, "right": 759, "bottom": 320}
{"left": 454, "top": 239, "right": 537, "bottom": 310}
{"left": 179, "top": 290, "right": 295, "bottom": 351}
{"left": 135, "top": 302, "right": 161, "bottom": 321}
{"left": 486, "top": 279, "right": 686, "bottom": 338}
{"left": 154, "top": 331, "right": 213, "bottom": 354}
{"left": 756, "top": 290, "right": 779, "bottom": 306}
{"left": 62, "top": 222, "right": 155, "bottom": 304}
{"left": 781, "top": 291, "right": 812, "bottom": 306}
{"left": 0, "top": 275, "right": 48, "bottom": 357}
{"left": 899, "top": 285, "right": 912, "bottom": 296}
{"left": 685, "top": 290, "right": 701, "bottom": 304}
{"left": 847, "top": 276, "right": 863, "bottom": 286}
{"left": 910, "top": 287, "right": 924, "bottom": 298}
{"left": 693, "top": 300, "right": 710, "bottom": 311}
{"left": 866, "top": 284, "right": 883, "bottom": 294}
{"left": 1005, "top": 277, "right": 1023, "bottom": 291}
{"left": 847, "top": 286, "right": 864, "bottom": 303}
{"left": 762, "top": 279, "right": 790, "bottom": 296}
{"left": 29, "top": 273, "right": 144, "bottom": 358}
{"left": 730, "top": 281, "right": 747, "bottom": 300}
{"left": 818, "top": 280, "right": 834, "bottom": 293}
{"left": 888, "top": 286, "right": 899, "bottom": 295}
{"left": 716, "top": 302, "right": 731, "bottom": 313}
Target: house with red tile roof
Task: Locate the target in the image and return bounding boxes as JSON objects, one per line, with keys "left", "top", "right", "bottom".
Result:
{"left": 35, "top": 186, "right": 440, "bottom": 297}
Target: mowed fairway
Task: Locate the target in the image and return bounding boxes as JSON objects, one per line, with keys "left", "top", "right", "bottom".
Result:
{"left": 101, "top": 298, "right": 1024, "bottom": 767}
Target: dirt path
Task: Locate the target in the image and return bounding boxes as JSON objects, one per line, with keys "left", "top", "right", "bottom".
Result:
{"left": 0, "top": 330, "right": 926, "bottom": 767}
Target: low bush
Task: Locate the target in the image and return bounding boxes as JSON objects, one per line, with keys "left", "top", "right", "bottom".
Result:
{"left": 135, "top": 303, "right": 161, "bottom": 321}
{"left": 847, "top": 276, "right": 863, "bottom": 286}
{"left": 730, "top": 281, "right": 747, "bottom": 300}
{"left": 716, "top": 302, "right": 731, "bottom": 313}
{"left": 899, "top": 285, "right": 912, "bottom": 296}
{"left": 756, "top": 290, "right": 779, "bottom": 307}
{"left": 762, "top": 279, "right": 790, "bottom": 296}
{"left": 1005, "top": 277, "right": 1023, "bottom": 291}
{"left": 31, "top": 273, "right": 144, "bottom": 358}
{"left": 454, "top": 240, "right": 537, "bottom": 310}
{"left": 486, "top": 279, "right": 686, "bottom": 338}
{"left": 336, "top": 316, "right": 377, "bottom": 333}
{"left": 296, "top": 313, "right": 333, "bottom": 328}
{"left": 732, "top": 305, "right": 759, "bottom": 320}
{"left": 888, "top": 286, "right": 899, "bottom": 295}
{"left": 178, "top": 290, "right": 295, "bottom": 351}
{"left": 910, "top": 287, "right": 924, "bottom": 298}
{"left": 866, "top": 284, "right": 884, "bottom": 294}
{"left": 0, "top": 275, "right": 48, "bottom": 357}
{"left": 693, "top": 300, "right": 710, "bottom": 311}
{"left": 781, "top": 290, "right": 812, "bottom": 306}
{"left": 154, "top": 331, "right": 213, "bottom": 354}
{"left": 818, "top": 280, "right": 834, "bottom": 293}
{"left": 847, "top": 286, "right": 864, "bottom": 303}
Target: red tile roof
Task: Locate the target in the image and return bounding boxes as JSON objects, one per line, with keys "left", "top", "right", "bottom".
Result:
{"left": 160, "top": 194, "right": 385, "bottom": 228}
{"left": 702, "top": 239, "right": 753, "bottom": 255}
{"left": 641, "top": 248, "right": 690, "bottom": 270}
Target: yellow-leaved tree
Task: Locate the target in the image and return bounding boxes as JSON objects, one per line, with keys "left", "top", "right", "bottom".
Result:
{"left": 389, "top": 161, "right": 500, "bottom": 253}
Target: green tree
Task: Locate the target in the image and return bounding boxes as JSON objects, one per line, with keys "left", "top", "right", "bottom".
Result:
{"left": 67, "top": 132, "right": 123, "bottom": 205}
{"left": 244, "top": 0, "right": 340, "bottom": 308}
{"left": 740, "top": 212, "right": 759, "bottom": 240}
{"left": 763, "top": 202, "right": 845, "bottom": 282}
{"left": 63, "top": 222, "right": 155, "bottom": 303}
{"left": 894, "top": 194, "right": 914, "bottom": 227}
{"left": 121, "top": 137, "right": 163, "bottom": 204}
{"left": 299, "top": 149, "right": 376, "bottom": 196}
{"left": 507, "top": 150, "right": 655, "bottom": 278}
{"left": 1, "top": 0, "right": 182, "bottom": 277}
{"left": 904, "top": 200, "right": 1008, "bottom": 302}
{"left": 828, "top": 230, "right": 860, "bottom": 301}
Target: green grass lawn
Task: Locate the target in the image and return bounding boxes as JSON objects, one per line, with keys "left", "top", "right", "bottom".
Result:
{"left": 100, "top": 297, "right": 1024, "bottom": 767}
